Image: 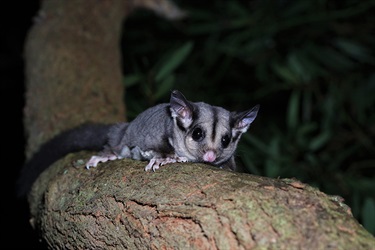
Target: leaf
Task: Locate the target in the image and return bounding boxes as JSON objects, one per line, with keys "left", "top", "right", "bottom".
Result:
{"left": 311, "top": 46, "right": 355, "bottom": 71}
{"left": 155, "top": 41, "right": 194, "bottom": 82}
{"left": 154, "top": 74, "right": 175, "bottom": 100}
{"left": 287, "top": 90, "right": 301, "bottom": 130}
{"left": 268, "top": 136, "right": 281, "bottom": 158}
{"left": 265, "top": 137, "right": 282, "bottom": 177}
{"left": 123, "top": 74, "right": 142, "bottom": 88}
{"left": 265, "top": 158, "right": 280, "bottom": 178}
{"left": 287, "top": 52, "right": 307, "bottom": 82}
{"left": 334, "top": 39, "right": 375, "bottom": 64}
{"left": 271, "top": 61, "right": 299, "bottom": 84}
{"left": 287, "top": 48, "right": 326, "bottom": 82}
{"left": 281, "top": 1, "right": 312, "bottom": 17}
{"left": 296, "top": 122, "right": 317, "bottom": 147}
{"left": 309, "top": 131, "right": 331, "bottom": 151}
{"left": 362, "top": 197, "right": 375, "bottom": 235}
{"left": 305, "top": 153, "right": 319, "bottom": 166}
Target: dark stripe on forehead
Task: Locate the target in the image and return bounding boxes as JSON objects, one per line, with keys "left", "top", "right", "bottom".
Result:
{"left": 191, "top": 103, "right": 199, "bottom": 124}
{"left": 211, "top": 106, "right": 218, "bottom": 142}
{"left": 229, "top": 112, "right": 237, "bottom": 129}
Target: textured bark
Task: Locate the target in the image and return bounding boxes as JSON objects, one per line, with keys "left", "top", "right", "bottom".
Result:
{"left": 30, "top": 153, "right": 375, "bottom": 249}
{"left": 24, "top": 0, "right": 127, "bottom": 160}
{"left": 23, "top": 0, "right": 375, "bottom": 249}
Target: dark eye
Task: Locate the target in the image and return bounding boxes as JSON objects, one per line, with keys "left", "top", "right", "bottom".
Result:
{"left": 221, "top": 134, "right": 231, "bottom": 148}
{"left": 192, "top": 127, "right": 205, "bottom": 142}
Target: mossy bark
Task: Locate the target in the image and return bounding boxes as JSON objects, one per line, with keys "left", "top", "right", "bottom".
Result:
{"left": 23, "top": 0, "right": 375, "bottom": 249}
{"left": 29, "top": 153, "right": 374, "bottom": 249}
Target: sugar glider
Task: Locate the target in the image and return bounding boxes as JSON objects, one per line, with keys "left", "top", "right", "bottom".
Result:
{"left": 17, "top": 90, "right": 259, "bottom": 196}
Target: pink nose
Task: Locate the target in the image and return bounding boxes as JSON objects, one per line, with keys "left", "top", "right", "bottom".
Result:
{"left": 203, "top": 150, "right": 216, "bottom": 162}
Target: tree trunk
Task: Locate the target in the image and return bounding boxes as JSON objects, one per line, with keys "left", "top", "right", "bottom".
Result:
{"left": 23, "top": 0, "right": 375, "bottom": 249}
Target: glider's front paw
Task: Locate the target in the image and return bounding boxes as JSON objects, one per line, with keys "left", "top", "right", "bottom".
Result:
{"left": 86, "top": 154, "right": 117, "bottom": 169}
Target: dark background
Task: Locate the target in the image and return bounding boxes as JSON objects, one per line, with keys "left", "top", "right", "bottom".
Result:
{"left": 3, "top": 0, "right": 374, "bottom": 248}
{"left": 2, "top": 1, "right": 44, "bottom": 249}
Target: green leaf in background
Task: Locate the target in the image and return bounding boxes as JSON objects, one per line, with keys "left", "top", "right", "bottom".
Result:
{"left": 271, "top": 61, "right": 299, "bottom": 84}
{"left": 265, "top": 158, "right": 280, "bottom": 178}
{"left": 309, "top": 131, "right": 331, "bottom": 151}
{"left": 123, "top": 74, "right": 142, "bottom": 88}
{"left": 295, "top": 122, "right": 317, "bottom": 147}
{"left": 362, "top": 197, "right": 375, "bottom": 235}
{"left": 155, "top": 41, "right": 194, "bottom": 82}
{"left": 154, "top": 74, "right": 175, "bottom": 100}
{"left": 287, "top": 49, "right": 326, "bottom": 83}
{"left": 287, "top": 90, "right": 301, "bottom": 130}
{"left": 287, "top": 52, "right": 308, "bottom": 82}
{"left": 312, "top": 46, "right": 355, "bottom": 71}
{"left": 334, "top": 39, "right": 375, "bottom": 64}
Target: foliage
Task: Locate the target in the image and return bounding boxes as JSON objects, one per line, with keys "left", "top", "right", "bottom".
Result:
{"left": 121, "top": 0, "right": 375, "bottom": 235}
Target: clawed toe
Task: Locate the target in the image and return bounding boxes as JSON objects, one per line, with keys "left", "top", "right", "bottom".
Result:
{"left": 144, "top": 155, "right": 188, "bottom": 171}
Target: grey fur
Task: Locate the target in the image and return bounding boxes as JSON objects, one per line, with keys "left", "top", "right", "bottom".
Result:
{"left": 86, "top": 90, "right": 259, "bottom": 171}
